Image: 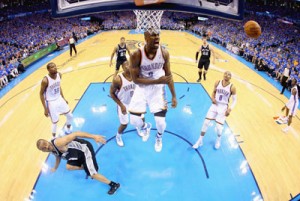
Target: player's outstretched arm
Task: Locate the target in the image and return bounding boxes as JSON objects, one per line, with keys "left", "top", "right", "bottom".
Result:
{"left": 40, "top": 77, "right": 49, "bottom": 117}
{"left": 162, "top": 49, "right": 177, "bottom": 108}
{"left": 54, "top": 131, "right": 106, "bottom": 147}
{"left": 110, "top": 76, "right": 126, "bottom": 114}
{"left": 110, "top": 47, "right": 117, "bottom": 67}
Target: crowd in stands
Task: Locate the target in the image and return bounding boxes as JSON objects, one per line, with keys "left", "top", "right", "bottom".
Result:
{"left": 0, "top": 1, "right": 299, "bottom": 96}
{"left": 0, "top": 12, "right": 100, "bottom": 89}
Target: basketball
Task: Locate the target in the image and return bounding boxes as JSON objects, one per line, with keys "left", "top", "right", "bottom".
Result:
{"left": 134, "top": 0, "right": 165, "bottom": 6}
{"left": 244, "top": 20, "right": 261, "bottom": 39}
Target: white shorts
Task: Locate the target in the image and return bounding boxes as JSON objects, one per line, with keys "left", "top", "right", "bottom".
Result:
{"left": 286, "top": 101, "right": 299, "bottom": 116}
{"left": 118, "top": 104, "right": 129, "bottom": 125}
{"left": 46, "top": 96, "right": 70, "bottom": 123}
{"left": 129, "top": 84, "right": 167, "bottom": 114}
{"left": 205, "top": 103, "right": 228, "bottom": 124}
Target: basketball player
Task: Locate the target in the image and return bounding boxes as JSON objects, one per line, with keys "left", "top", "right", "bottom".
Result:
{"left": 39, "top": 62, "right": 73, "bottom": 137}
{"left": 195, "top": 35, "right": 215, "bottom": 82}
{"left": 110, "top": 37, "right": 131, "bottom": 77}
{"left": 110, "top": 61, "right": 146, "bottom": 146}
{"left": 193, "top": 71, "right": 237, "bottom": 149}
{"left": 36, "top": 131, "right": 120, "bottom": 195}
{"left": 281, "top": 79, "right": 299, "bottom": 133}
{"left": 129, "top": 29, "right": 177, "bottom": 152}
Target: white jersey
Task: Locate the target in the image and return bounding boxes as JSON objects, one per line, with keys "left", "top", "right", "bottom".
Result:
{"left": 44, "top": 73, "right": 61, "bottom": 101}
{"left": 139, "top": 45, "right": 165, "bottom": 80}
{"left": 116, "top": 73, "right": 135, "bottom": 105}
{"left": 287, "top": 85, "right": 299, "bottom": 110}
{"left": 215, "top": 80, "right": 232, "bottom": 105}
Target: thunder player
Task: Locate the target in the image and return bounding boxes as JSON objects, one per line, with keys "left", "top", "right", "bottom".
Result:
{"left": 40, "top": 62, "right": 73, "bottom": 137}
{"left": 193, "top": 71, "right": 237, "bottom": 149}
{"left": 110, "top": 61, "right": 145, "bottom": 146}
{"left": 129, "top": 29, "right": 177, "bottom": 152}
{"left": 195, "top": 35, "right": 215, "bottom": 82}
{"left": 110, "top": 37, "right": 131, "bottom": 77}
{"left": 281, "top": 79, "right": 299, "bottom": 133}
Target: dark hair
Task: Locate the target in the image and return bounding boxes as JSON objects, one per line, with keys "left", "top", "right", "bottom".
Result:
{"left": 46, "top": 62, "right": 55, "bottom": 69}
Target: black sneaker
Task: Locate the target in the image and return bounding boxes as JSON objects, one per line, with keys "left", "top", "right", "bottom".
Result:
{"left": 197, "top": 78, "right": 201, "bottom": 82}
{"left": 108, "top": 183, "right": 120, "bottom": 195}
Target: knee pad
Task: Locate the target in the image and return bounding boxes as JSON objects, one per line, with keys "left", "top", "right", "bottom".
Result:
{"left": 65, "top": 112, "right": 73, "bottom": 125}
{"left": 216, "top": 123, "right": 223, "bottom": 136}
{"left": 52, "top": 123, "right": 57, "bottom": 134}
{"left": 130, "top": 114, "right": 143, "bottom": 128}
{"left": 154, "top": 116, "right": 166, "bottom": 134}
{"left": 201, "top": 119, "right": 210, "bottom": 132}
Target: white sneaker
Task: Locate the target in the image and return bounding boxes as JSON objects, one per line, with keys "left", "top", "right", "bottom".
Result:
{"left": 141, "top": 123, "right": 152, "bottom": 142}
{"left": 215, "top": 138, "right": 221, "bottom": 149}
{"left": 192, "top": 139, "right": 203, "bottom": 149}
{"left": 155, "top": 137, "right": 162, "bottom": 152}
{"left": 136, "top": 127, "right": 143, "bottom": 137}
{"left": 64, "top": 125, "right": 72, "bottom": 135}
{"left": 282, "top": 127, "right": 289, "bottom": 133}
{"left": 116, "top": 135, "right": 124, "bottom": 147}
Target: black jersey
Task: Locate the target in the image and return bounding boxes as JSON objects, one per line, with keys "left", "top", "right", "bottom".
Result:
{"left": 117, "top": 44, "right": 127, "bottom": 62}
{"left": 200, "top": 45, "right": 211, "bottom": 60}
{"left": 51, "top": 138, "right": 92, "bottom": 160}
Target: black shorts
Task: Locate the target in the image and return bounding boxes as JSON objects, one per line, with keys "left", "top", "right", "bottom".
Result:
{"left": 116, "top": 59, "right": 127, "bottom": 71}
{"left": 67, "top": 140, "right": 99, "bottom": 176}
{"left": 198, "top": 59, "right": 210, "bottom": 70}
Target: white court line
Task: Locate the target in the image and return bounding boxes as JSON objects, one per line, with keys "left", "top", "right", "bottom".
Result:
{"left": 78, "top": 57, "right": 110, "bottom": 67}
{"left": 0, "top": 84, "right": 37, "bottom": 127}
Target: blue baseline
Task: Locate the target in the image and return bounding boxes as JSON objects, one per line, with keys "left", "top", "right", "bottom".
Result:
{"left": 31, "top": 83, "right": 262, "bottom": 201}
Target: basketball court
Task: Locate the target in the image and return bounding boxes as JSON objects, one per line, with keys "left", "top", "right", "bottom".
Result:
{"left": 0, "top": 1, "right": 300, "bottom": 201}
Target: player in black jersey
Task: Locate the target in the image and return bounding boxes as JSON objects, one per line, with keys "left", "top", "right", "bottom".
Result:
{"left": 36, "top": 131, "right": 120, "bottom": 195}
{"left": 110, "top": 37, "right": 131, "bottom": 77}
{"left": 195, "top": 36, "right": 215, "bottom": 82}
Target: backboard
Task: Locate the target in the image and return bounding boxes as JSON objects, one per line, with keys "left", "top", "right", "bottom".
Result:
{"left": 50, "top": 0, "right": 244, "bottom": 20}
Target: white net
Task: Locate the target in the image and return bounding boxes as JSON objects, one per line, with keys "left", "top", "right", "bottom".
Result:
{"left": 133, "top": 10, "right": 164, "bottom": 33}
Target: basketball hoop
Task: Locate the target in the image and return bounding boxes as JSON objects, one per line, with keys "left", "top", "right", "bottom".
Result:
{"left": 133, "top": 10, "right": 164, "bottom": 34}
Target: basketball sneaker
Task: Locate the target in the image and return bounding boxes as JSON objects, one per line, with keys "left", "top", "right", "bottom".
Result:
{"left": 64, "top": 125, "right": 72, "bottom": 135}
{"left": 197, "top": 78, "right": 201, "bottom": 82}
{"left": 192, "top": 139, "right": 203, "bottom": 149}
{"left": 214, "top": 138, "right": 221, "bottom": 149}
{"left": 282, "top": 126, "right": 289, "bottom": 133}
{"left": 116, "top": 134, "right": 124, "bottom": 147}
{"left": 155, "top": 136, "right": 162, "bottom": 152}
{"left": 108, "top": 182, "right": 120, "bottom": 195}
{"left": 141, "top": 123, "right": 152, "bottom": 142}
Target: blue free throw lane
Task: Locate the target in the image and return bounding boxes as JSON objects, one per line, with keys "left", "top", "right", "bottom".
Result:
{"left": 32, "top": 83, "right": 262, "bottom": 201}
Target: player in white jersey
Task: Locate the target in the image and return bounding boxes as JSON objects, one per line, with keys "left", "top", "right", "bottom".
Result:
{"left": 40, "top": 62, "right": 73, "bottom": 137}
{"left": 193, "top": 71, "right": 237, "bottom": 149}
{"left": 282, "top": 79, "right": 299, "bottom": 133}
{"left": 110, "top": 61, "right": 145, "bottom": 146}
{"left": 129, "top": 29, "right": 177, "bottom": 152}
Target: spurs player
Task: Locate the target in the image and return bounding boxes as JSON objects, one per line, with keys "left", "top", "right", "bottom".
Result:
{"left": 193, "top": 71, "right": 237, "bottom": 149}
{"left": 40, "top": 62, "right": 73, "bottom": 137}
{"left": 282, "top": 79, "right": 299, "bottom": 133}
{"left": 129, "top": 29, "right": 177, "bottom": 152}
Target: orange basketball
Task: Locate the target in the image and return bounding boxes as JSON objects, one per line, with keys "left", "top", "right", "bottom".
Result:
{"left": 134, "top": 0, "right": 165, "bottom": 6}
{"left": 244, "top": 20, "right": 261, "bottom": 39}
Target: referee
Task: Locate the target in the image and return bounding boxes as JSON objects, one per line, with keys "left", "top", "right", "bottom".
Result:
{"left": 69, "top": 35, "right": 77, "bottom": 57}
